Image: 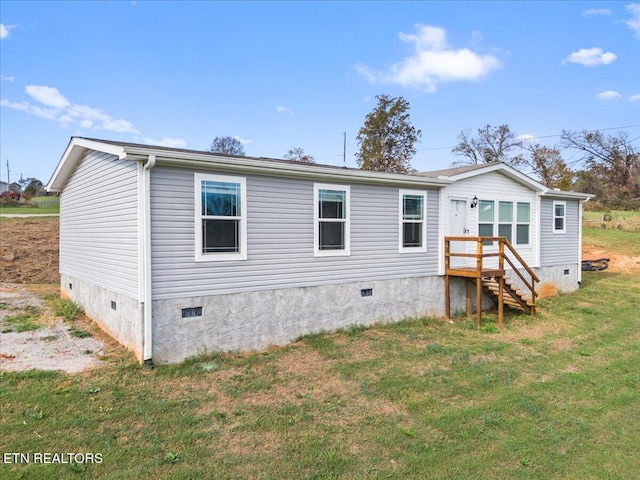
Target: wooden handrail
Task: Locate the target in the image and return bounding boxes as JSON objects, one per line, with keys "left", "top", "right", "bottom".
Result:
{"left": 445, "top": 236, "right": 539, "bottom": 312}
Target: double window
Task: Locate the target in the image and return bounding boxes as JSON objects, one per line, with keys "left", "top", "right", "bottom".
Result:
{"left": 314, "top": 184, "right": 350, "bottom": 256}
{"left": 195, "top": 173, "right": 247, "bottom": 261}
{"left": 553, "top": 201, "right": 566, "bottom": 233}
{"left": 478, "top": 199, "right": 530, "bottom": 245}
{"left": 399, "top": 190, "right": 427, "bottom": 252}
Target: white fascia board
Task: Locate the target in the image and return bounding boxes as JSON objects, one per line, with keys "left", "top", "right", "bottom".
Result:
{"left": 122, "top": 146, "right": 453, "bottom": 189}
{"left": 46, "top": 138, "right": 128, "bottom": 192}
{"left": 446, "top": 163, "right": 547, "bottom": 192}
{"left": 540, "top": 191, "right": 594, "bottom": 201}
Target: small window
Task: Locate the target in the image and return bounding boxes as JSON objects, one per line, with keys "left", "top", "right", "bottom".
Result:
{"left": 553, "top": 201, "right": 566, "bottom": 233}
{"left": 195, "top": 173, "right": 247, "bottom": 261}
{"left": 516, "top": 202, "right": 530, "bottom": 245}
{"left": 314, "top": 184, "right": 350, "bottom": 256}
{"left": 399, "top": 190, "right": 427, "bottom": 253}
{"left": 182, "top": 307, "right": 203, "bottom": 318}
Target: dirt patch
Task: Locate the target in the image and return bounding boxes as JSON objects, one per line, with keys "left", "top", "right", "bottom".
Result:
{"left": 582, "top": 243, "right": 640, "bottom": 274}
{"left": 0, "top": 283, "right": 105, "bottom": 373}
{"left": 0, "top": 217, "right": 60, "bottom": 284}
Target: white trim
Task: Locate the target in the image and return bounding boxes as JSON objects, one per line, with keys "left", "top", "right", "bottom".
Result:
{"left": 398, "top": 189, "right": 427, "bottom": 253}
{"left": 314, "top": 183, "right": 351, "bottom": 257}
{"left": 194, "top": 173, "right": 247, "bottom": 262}
{"left": 578, "top": 200, "right": 584, "bottom": 283}
{"left": 553, "top": 201, "right": 567, "bottom": 234}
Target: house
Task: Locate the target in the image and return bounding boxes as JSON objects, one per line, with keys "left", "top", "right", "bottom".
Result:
{"left": 46, "top": 137, "right": 591, "bottom": 364}
{"left": 0, "top": 180, "right": 8, "bottom": 194}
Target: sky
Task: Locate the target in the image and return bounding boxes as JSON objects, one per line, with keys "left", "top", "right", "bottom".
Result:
{"left": 1, "top": 1, "right": 639, "bottom": 185}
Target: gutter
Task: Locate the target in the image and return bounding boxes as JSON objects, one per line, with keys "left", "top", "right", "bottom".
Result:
{"left": 140, "top": 154, "right": 156, "bottom": 368}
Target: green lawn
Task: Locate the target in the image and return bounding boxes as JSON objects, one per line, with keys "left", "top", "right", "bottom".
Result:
{"left": 0, "top": 197, "right": 59, "bottom": 215}
{"left": 1, "top": 231, "right": 639, "bottom": 479}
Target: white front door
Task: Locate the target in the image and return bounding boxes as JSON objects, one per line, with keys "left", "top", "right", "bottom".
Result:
{"left": 449, "top": 199, "right": 469, "bottom": 267}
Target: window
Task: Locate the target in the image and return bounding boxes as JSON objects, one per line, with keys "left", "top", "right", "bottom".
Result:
{"left": 195, "top": 173, "right": 247, "bottom": 261}
{"left": 553, "top": 201, "right": 566, "bottom": 233}
{"left": 314, "top": 184, "right": 350, "bottom": 256}
{"left": 399, "top": 190, "right": 427, "bottom": 252}
{"left": 478, "top": 200, "right": 531, "bottom": 245}
{"left": 498, "top": 201, "right": 513, "bottom": 242}
{"left": 478, "top": 200, "right": 495, "bottom": 244}
{"left": 516, "top": 202, "right": 530, "bottom": 244}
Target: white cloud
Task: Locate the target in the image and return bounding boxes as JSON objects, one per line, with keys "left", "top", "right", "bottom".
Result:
{"left": 1, "top": 84, "right": 139, "bottom": 134}
{"left": 596, "top": 90, "right": 622, "bottom": 100}
{"left": 562, "top": 47, "right": 617, "bottom": 67}
{"left": 355, "top": 24, "right": 501, "bottom": 92}
{"left": 142, "top": 136, "right": 187, "bottom": 148}
{"left": 0, "top": 23, "right": 16, "bottom": 40}
{"left": 582, "top": 8, "right": 612, "bottom": 17}
{"left": 233, "top": 136, "right": 252, "bottom": 145}
{"left": 276, "top": 105, "right": 294, "bottom": 116}
{"left": 626, "top": 3, "right": 640, "bottom": 38}
{"left": 629, "top": 93, "right": 640, "bottom": 102}
{"left": 1, "top": 75, "right": 16, "bottom": 82}
{"left": 25, "top": 85, "right": 71, "bottom": 108}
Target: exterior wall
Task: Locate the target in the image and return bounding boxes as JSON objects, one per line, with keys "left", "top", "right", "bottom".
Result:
{"left": 149, "top": 166, "right": 441, "bottom": 300}
{"left": 59, "top": 150, "right": 140, "bottom": 299}
{"left": 439, "top": 171, "right": 540, "bottom": 270}
{"left": 152, "top": 275, "right": 470, "bottom": 364}
{"left": 536, "top": 264, "right": 580, "bottom": 293}
{"left": 61, "top": 274, "right": 144, "bottom": 361}
{"left": 540, "top": 197, "right": 580, "bottom": 266}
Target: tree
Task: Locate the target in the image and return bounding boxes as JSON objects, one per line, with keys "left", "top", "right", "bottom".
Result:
{"left": 524, "top": 144, "right": 574, "bottom": 190}
{"left": 451, "top": 124, "right": 525, "bottom": 167}
{"left": 561, "top": 129, "right": 640, "bottom": 208}
{"left": 284, "top": 147, "right": 315, "bottom": 163}
{"left": 355, "top": 94, "right": 421, "bottom": 174}
{"left": 209, "top": 136, "right": 245, "bottom": 156}
{"left": 23, "top": 178, "right": 44, "bottom": 198}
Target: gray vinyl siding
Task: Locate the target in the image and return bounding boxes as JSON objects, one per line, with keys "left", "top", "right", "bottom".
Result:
{"left": 150, "top": 166, "right": 440, "bottom": 300}
{"left": 540, "top": 197, "right": 580, "bottom": 266}
{"left": 60, "top": 151, "right": 139, "bottom": 298}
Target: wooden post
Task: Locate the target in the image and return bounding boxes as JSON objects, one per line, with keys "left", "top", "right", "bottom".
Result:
{"left": 466, "top": 280, "right": 472, "bottom": 319}
{"left": 498, "top": 240, "right": 505, "bottom": 326}
{"left": 445, "top": 274, "right": 451, "bottom": 320}
{"left": 476, "top": 239, "right": 483, "bottom": 329}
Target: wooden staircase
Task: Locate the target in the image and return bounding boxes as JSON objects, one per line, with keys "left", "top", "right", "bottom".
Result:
{"left": 445, "top": 236, "right": 540, "bottom": 327}
{"left": 479, "top": 276, "right": 535, "bottom": 315}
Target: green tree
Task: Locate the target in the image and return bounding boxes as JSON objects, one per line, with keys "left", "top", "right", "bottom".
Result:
{"left": 284, "top": 147, "right": 315, "bottom": 163}
{"left": 209, "top": 136, "right": 245, "bottom": 156}
{"left": 525, "top": 144, "right": 574, "bottom": 190}
{"left": 23, "top": 178, "right": 43, "bottom": 198}
{"left": 451, "top": 124, "right": 525, "bottom": 167}
{"left": 355, "top": 94, "right": 421, "bottom": 173}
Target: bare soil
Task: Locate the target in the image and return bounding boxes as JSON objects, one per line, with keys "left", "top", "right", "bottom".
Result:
{"left": 0, "top": 217, "right": 60, "bottom": 284}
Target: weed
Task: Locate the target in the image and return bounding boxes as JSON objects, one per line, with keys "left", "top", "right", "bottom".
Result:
{"left": 3, "top": 311, "right": 41, "bottom": 332}
{"left": 41, "top": 335, "right": 59, "bottom": 342}
{"left": 51, "top": 298, "right": 83, "bottom": 322}
{"left": 480, "top": 324, "right": 500, "bottom": 333}
{"left": 163, "top": 452, "right": 180, "bottom": 465}
{"left": 69, "top": 327, "right": 91, "bottom": 338}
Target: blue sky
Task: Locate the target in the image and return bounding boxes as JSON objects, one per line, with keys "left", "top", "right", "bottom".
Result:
{"left": 1, "top": 1, "right": 639, "bottom": 184}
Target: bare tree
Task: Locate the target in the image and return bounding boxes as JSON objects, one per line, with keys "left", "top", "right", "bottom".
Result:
{"left": 451, "top": 124, "right": 525, "bottom": 167}
{"left": 209, "top": 136, "right": 245, "bottom": 156}
{"left": 524, "top": 144, "right": 574, "bottom": 190}
{"left": 284, "top": 147, "right": 315, "bottom": 163}
{"left": 561, "top": 129, "right": 640, "bottom": 207}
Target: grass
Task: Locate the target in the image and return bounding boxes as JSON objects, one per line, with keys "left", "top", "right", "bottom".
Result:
{"left": 1, "top": 306, "right": 42, "bottom": 333}
{"left": 0, "top": 196, "right": 60, "bottom": 215}
{"left": 1, "top": 229, "right": 638, "bottom": 479}
{"left": 583, "top": 227, "right": 640, "bottom": 256}
{"left": 583, "top": 209, "right": 640, "bottom": 233}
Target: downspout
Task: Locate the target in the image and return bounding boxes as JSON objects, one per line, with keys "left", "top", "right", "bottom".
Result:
{"left": 141, "top": 154, "right": 156, "bottom": 368}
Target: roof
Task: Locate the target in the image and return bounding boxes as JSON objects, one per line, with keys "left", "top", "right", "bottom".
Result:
{"left": 419, "top": 161, "right": 592, "bottom": 200}
{"left": 46, "top": 137, "right": 452, "bottom": 192}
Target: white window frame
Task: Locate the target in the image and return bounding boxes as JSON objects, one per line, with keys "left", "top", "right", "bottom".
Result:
{"left": 314, "top": 183, "right": 350, "bottom": 257}
{"left": 516, "top": 202, "right": 531, "bottom": 245}
{"left": 553, "top": 201, "right": 566, "bottom": 234}
{"left": 194, "top": 173, "right": 247, "bottom": 262}
{"left": 399, "top": 189, "right": 427, "bottom": 253}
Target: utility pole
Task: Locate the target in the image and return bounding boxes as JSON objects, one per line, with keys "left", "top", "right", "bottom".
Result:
{"left": 342, "top": 132, "right": 346, "bottom": 164}
{"left": 6, "top": 159, "right": 9, "bottom": 185}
